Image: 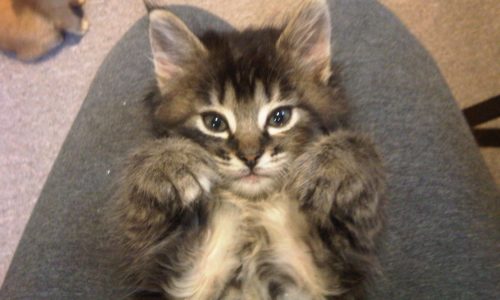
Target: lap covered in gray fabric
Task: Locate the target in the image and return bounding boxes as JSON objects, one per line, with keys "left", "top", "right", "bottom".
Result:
{"left": 1, "top": 1, "right": 498, "bottom": 299}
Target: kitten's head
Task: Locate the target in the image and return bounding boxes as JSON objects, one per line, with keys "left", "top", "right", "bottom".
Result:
{"left": 148, "top": 0, "right": 346, "bottom": 198}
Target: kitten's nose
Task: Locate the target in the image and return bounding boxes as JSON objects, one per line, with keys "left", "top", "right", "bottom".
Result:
{"left": 237, "top": 152, "right": 262, "bottom": 169}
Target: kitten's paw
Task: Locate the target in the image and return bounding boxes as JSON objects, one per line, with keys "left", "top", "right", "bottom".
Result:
{"left": 287, "top": 131, "right": 384, "bottom": 221}
{"left": 78, "top": 18, "right": 90, "bottom": 34}
{"left": 126, "top": 138, "right": 220, "bottom": 207}
{"left": 40, "top": 0, "right": 89, "bottom": 36}
{"left": 60, "top": 11, "right": 89, "bottom": 36}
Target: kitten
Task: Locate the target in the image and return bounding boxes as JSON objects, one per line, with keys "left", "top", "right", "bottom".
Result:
{"left": 112, "top": 0, "right": 385, "bottom": 299}
{"left": 0, "top": 0, "right": 88, "bottom": 61}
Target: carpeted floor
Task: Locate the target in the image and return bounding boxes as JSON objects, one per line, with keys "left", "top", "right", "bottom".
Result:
{"left": 0, "top": 0, "right": 498, "bottom": 285}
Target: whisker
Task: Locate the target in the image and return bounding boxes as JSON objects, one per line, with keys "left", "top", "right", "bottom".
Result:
{"left": 214, "top": 158, "right": 231, "bottom": 165}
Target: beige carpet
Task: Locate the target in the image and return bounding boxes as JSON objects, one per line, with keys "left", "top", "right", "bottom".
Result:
{"left": 0, "top": 0, "right": 498, "bottom": 285}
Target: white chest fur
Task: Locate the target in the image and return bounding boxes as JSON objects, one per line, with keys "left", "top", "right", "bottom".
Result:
{"left": 167, "top": 191, "right": 330, "bottom": 299}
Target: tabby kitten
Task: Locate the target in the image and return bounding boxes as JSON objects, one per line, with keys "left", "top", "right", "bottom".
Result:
{"left": 112, "top": 0, "right": 385, "bottom": 299}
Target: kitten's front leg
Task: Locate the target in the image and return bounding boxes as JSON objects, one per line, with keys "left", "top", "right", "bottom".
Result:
{"left": 287, "top": 131, "right": 385, "bottom": 299}
{"left": 112, "top": 137, "right": 220, "bottom": 298}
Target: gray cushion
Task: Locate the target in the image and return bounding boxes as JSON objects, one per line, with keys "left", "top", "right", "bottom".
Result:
{"left": 1, "top": 1, "right": 498, "bottom": 299}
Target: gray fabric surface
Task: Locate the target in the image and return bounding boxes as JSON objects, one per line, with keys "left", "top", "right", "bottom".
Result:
{"left": 1, "top": 1, "right": 499, "bottom": 299}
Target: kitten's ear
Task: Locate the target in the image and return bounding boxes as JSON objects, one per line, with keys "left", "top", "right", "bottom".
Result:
{"left": 149, "top": 10, "right": 207, "bottom": 91}
{"left": 277, "top": 0, "right": 331, "bottom": 83}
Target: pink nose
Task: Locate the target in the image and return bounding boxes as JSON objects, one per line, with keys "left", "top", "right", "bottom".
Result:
{"left": 237, "top": 152, "right": 262, "bottom": 169}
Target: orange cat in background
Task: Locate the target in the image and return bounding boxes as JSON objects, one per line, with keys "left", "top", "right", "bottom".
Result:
{"left": 0, "top": 0, "right": 88, "bottom": 61}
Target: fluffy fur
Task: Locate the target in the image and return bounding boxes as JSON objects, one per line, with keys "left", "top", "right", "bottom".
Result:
{"left": 111, "top": 1, "right": 385, "bottom": 299}
{"left": 0, "top": 0, "right": 88, "bottom": 61}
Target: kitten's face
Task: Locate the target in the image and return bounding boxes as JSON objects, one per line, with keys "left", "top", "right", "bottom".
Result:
{"left": 148, "top": 0, "right": 345, "bottom": 197}
{"left": 186, "top": 80, "right": 322, "bottom": 197}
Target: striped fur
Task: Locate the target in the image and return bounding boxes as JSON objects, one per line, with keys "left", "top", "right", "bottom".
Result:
{"left": 111, "top": 1, "right": 385, "bottom": 299}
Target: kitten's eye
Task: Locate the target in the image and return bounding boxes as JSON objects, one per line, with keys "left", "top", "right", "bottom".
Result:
{"left": 267, "top": 106, "right": 292, "bottom": 127}
{"left": 202, "top": 112, "right": 228, "bottom": 132}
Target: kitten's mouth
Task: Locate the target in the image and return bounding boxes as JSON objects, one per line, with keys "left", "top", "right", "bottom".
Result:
{"left": 234, "top": 170, "right": 273, "bottom": 182}
{"left": 228, "top": 171, "right": 278, "bottom": 196}
{"left": 223, "top": 167, "right": 278, "bottom": 185}
{"left": 239, "top": 174, "right": 262, "bottom": 183}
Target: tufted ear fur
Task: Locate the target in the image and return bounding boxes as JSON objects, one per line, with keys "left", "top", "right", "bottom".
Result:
{"left": 277, "top": 0, "right": 332, "bottom": 83}
{"left": 149, "top": 9, "right": 207, "bottom": 92}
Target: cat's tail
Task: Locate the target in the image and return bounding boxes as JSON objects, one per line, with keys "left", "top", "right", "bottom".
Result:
{"left": 143, "top": 0, "right": 168, "bottom": 13}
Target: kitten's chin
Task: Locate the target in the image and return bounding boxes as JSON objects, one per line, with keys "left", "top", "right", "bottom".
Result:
{"left": 228, "top": 175, "right": 278, "bottom": 198}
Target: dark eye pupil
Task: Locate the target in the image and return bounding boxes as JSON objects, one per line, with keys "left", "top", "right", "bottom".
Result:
{"left": 203, "top": 113, "right": 227, "bottom": 132}
{"left": 273, "top": 111, "right": 285, "bottom": 124}
{"left": 211, "top": 116, "right": 222, "bottom": 129}
{"left": 268, "top": 107, "right": 291, "bottom": 127}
